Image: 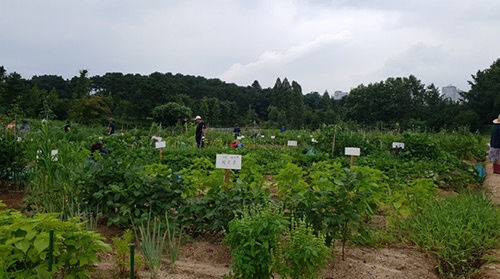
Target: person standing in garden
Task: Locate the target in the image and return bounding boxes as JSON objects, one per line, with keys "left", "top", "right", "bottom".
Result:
{"left": 18, "top": 120, "right": 29, "bottom": 138}
{"left": 233, "top": 123, "right": 241, "bottom": 139}
{"left": 107, "top": 118, "right": 115, "bottom": 136}
{"left": 194, "top": 115, "right": 206, "bottom": 148}
{"left": 489, "top": 115, "right": 500, "bottom": 173}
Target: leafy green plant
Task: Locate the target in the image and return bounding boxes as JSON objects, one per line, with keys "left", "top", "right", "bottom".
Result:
{"left": 0, "top": 135, "right": 28, "bottom": 184}
{"left": 273, "top": 218, "right": 331, "bottom": 279}
{"left": 398, "top": 193, "right": 500, "bottom": 277}
{"left": 297, "top": 167, "right": 380, "bottom": 257}
{"left": 79, "top": 158, "right": 187, "bottom": 226}
{"left": 381, "top": 177, "right": 438, "bottom": 218}
{"left": 435, "top": 130, "right": 485, "bottom": 161}
{"left": 112, "top": 229, "right": 142, "bottom": 277}
{"left": 0, "top": 205, "right": 111, "bottom": 278}
{"left": 275, "top": 162, "right": 309, "bottom": 212}
{"left": 179, "top": 180, "right": 270, "bottom": 236}
{"left": 399, "top": 132, "right": 441, "bottom": 160}
{"left": 223, "top": 204, "right": 288, "bottom": 279}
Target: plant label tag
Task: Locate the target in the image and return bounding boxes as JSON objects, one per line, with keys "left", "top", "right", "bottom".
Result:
{"left": 51, "top": 150, "right": 58, "bottom": 161}
{"left": 345, "top": 147, "right": 360, "bottom": 156}
{"left": 216, "top": 154, "right": 242, "bottom": 170}
{"left": 288, "top": 140, "right": 298, "bottom": 147}
{"left": 155, "top": 141, "right": 166, "bottom": 149}
{"left": 392, "top": 142, "right": 405, "bottom": 149}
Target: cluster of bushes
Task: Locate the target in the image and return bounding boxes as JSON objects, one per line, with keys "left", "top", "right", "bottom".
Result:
{"left": 1, "top": 121, "right": 498, "bottom": 278}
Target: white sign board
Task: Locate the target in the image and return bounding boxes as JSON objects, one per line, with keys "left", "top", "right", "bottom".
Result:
{"left": 155, "top": 141, "right": 166, "bottom": 148}
{"left": 344, "top": 147, "right": 361, "bottom": 156}
{"left": 392, "top": 142, "right": 405, "bottom": 149}
{"left": 51, "top": 150, "right": 58, "bottom": 161}
{"left": 271, "top": 136, "right": 275, "bottom": 139}
{"left": 216, "top": 154, "right": 242, "bottom": 170}
{"left": 287, "top": 140, "right": 298, "bottom": 147}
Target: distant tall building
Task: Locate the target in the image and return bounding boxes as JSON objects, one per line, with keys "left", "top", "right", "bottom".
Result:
{"left": 333, "top": 90, "right": 348, "bottom": 100}
{"left": 441, "top": 85, "right": 459, "bottom": 102}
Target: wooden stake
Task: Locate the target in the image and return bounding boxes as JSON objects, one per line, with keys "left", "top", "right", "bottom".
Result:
{"left": 224, "top": 169, "right": 230, "bottom": 190}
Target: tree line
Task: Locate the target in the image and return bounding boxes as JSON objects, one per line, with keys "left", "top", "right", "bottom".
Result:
{"left": 1, "top": 58, "right": 499, "bottom": 131}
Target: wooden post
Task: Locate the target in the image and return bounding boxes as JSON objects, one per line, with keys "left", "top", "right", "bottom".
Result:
{"left": 129, "top": 244, "right": 135, "bottom": 279}
{"left": 331, "top": 134, "right": 336, "bottom": 157}
{"left": 159, "top": 148, "right": 163, "bottom": 163}
{"left": 350, "top": 155, "right": 354, "bottom": 167}
{"left": 224, "top": 169, "right": 230, "bottom": 190}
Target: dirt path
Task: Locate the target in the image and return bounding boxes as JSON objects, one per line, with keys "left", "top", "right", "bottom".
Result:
{"left": 477, "top": 161, "right": 500, "bottom": 278}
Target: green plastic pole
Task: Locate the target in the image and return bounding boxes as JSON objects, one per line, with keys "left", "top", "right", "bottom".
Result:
{"left": 48, "top": 229, "right": 54, "bottom": 272}
{"left": 129, "top": 243, "right": 135, "bottom": 279}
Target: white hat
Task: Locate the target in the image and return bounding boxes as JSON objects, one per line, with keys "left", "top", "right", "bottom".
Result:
{"left": 194, "top": 116, "right": 202, "bottom": 120}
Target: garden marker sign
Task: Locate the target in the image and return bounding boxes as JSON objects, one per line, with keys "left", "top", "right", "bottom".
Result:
{"left": 155, "top": 140, "right": 166, "bottom": 161}
{"left": 51, "top": 150, "right": 58, "bottom": 161}
{"left": 391, "top": 142, "right": 405, "bottom": 156}
{"left": 345, "top": 147, "right": 361, "bottom": 167}
{"left": 287, "top": 140, "right": 298, "bottom": 147}
{"left": 216, "top": 154, "right": 242, "bottom": 190}
{"left": 392, "top": 142, "right": 405, "bottom": 149}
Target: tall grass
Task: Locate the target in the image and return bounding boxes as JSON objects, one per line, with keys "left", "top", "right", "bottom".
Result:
{"left": 398, "top": 193, "right": 500, "bottom": 277}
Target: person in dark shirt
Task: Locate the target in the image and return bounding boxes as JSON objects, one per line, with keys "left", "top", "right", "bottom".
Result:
{"left": 89, "top": 142, "right": 109, "bottom": 162}
{"left": 233, "top": 124, "right": 241, "bottom": 139}
{"left": 64, "top": 121, "right": 71, "bottom": 132}
{"left": 194, "top": 116, "right": 206, "bottom": 148}
{"left": 489, "top": 115, "right": 500, "bottom": 173}
{"left": 107, "top": 118, "right": 115, "bottom": 136}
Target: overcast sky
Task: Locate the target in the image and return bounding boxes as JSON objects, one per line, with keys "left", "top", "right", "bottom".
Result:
{"left": 2, "top": 0, "right": 500, "bottom": 94}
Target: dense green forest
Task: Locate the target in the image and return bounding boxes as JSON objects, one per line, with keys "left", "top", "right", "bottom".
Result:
{"left": 1, "top": 58, "right": 499, "bottom": 131}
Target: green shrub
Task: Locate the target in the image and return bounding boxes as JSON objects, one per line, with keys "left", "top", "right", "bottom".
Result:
{"left": 399, "top": 132, "right": 441, "bottom": 160}
{"left": 273, "top": 218, "right": 331, "bottom": 279}
{"left": 223, "top": 204, "right": 288, "bottom": 279}
{"left": 0, "top": 205, "right": 111, "bottom": 278}
{"left": 78, "top": 159, "right": 187, "bottom": 227}
{"left": 179, "top": 180, "right": 270, "bottom": 236}
{"left": 398, "top": 193, "right": 500, "bottom": 277}
{"left": 436, "top": 131, "right": 485, "bottom": 161}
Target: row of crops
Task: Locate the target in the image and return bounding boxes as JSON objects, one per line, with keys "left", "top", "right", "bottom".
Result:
{"left": 1, "top": 120, "right": 499, "bottom": 278}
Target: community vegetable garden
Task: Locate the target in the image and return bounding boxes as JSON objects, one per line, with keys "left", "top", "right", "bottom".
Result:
{"left": 1, "top": 120, "right": 500, "bottom": 278}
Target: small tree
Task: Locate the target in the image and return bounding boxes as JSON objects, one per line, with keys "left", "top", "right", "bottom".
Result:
{"left": 68, "top": 96, "right": 111, "bottom": 125}
{"left": 152, "top": 102, "right": 192, "bottom": 126}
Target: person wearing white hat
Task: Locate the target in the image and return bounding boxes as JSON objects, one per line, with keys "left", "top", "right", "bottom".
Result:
{"left": 194, "top": 116, "right": 206, "bottom": 148}
{"left": 489, "top": 115, "right": 500, "bottom": 173}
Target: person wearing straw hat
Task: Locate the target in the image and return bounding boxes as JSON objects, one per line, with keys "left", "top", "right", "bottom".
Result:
{"left": 194, "top": 115, "right": 206, "bottom": 148}
{"left": 489, "top": 115, "right": 500, "bottom": 173}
